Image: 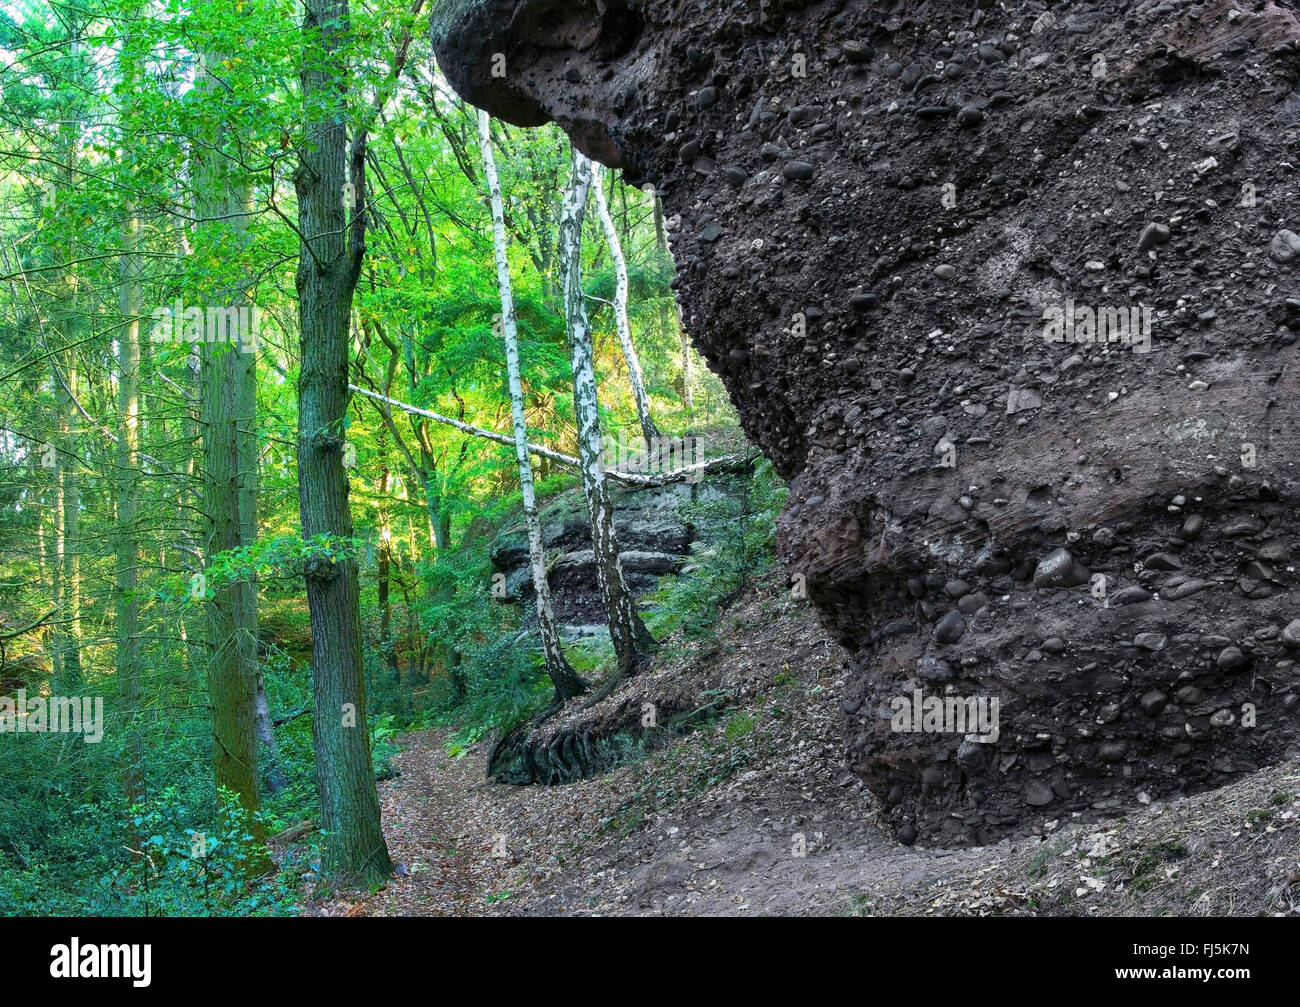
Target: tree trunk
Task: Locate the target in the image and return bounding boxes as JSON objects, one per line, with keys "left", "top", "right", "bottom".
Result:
{"left": 52, "top": 57, "right": 81, "bottom": 693}
{"left": 559, "top": 148, "right": 656, "bottom": 679}
{"left": 49, "top": 481, "right": 63, "bottom": 695}
{"left": 195, "top": 52, "right": 266, "bottom": 853}
{"left": 294, "top": 0, "right": 393, "bottom": 886}
{"left": 199, "top": 325, "right": 265, "bottom": 838}
{"left": 376, "top": 464, "right": 399, "bottom": 680}
{"left": 680, "top": 317, "right": 695, "bottom": 417}
{"left": 349, "top": 384, "right": 723, "bottom": 485}
{"left": 254, "top": 673, "right": 287, "bottom": 795}
{"left": 116, "top": 208, "right": 146, "bottom": 810}
{"left": 59, "top": 362, "right": 82, "bottom": 690}
{"left": 234, "top": 256, "right": 277, "bottom": 797}
{"left": 479, "top": 109, "right": 588, "bottom": 703}
{"left": 591, "top": 164, "right": 659, "bottom": 451}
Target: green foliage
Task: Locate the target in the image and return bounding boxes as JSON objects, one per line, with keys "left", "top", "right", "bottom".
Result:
{"left": 208, "top": 534, "right": 362, "bottom": 584}
{"left": 0, "top": 788, "right": 297, "bottom": 917}
{"left": 0, "top": 0, "right": 748, "bottom": 915}
{"left": 439, "top": 624, "right": 553, "bottom": 755}
{"left": 724, "top": 710, "right": 758, "bottom": 743}
{"left": 645, "top": 458, "right": 787, "bottom": 643}
{"left": 108, "top": 789, "right": 295, "bottom": 918}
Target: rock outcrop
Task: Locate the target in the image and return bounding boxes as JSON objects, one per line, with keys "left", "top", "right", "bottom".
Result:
{"left": 490, "top": 480, "right": 716, "bottom": 635}
{"left": 434, "top": 0, "right": 1300, "bottom": 844}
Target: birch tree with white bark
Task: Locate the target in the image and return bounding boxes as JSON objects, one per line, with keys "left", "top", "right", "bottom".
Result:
{"left": 590, "top": 165, "right": 659, "bottom": 452}
{"left": 560, "top": 147, "right": 656, "bottom": 679}
{"left": 478, "top": 109, "right": 588, "bottom": 702}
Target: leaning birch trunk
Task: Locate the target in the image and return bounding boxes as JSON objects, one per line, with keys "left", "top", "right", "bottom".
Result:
{"left": 478, "top": 109, "right": 588, "bottom": 703}
{"left": 560, "top": 147, "right": 656, "bottom": 679}
{"left": 590, "top": 164, "right": 659, "bottom": 451}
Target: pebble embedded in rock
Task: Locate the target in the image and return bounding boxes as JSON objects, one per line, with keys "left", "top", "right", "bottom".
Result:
{"left": 1270, "top": 229, "right": 1300, "bottom": 264}
{"left": 1033, "top": 548, "right": 1089, "bottom": 588}
{"left": 1216, "top": 646, "right": 1248, "bottom": 669}
{"left": 782, "top": 160, "right": 814, "bottom": 181}
{"left": 916, "top": 656, "right": 954, "bottom": 681}
{"left": 1134, "top": 632, "right": 1167, "bottom": 651}
{"left": 1166, "top": 578, "right": 1213, "bottom": 600}
{"left": 1140, "top": 691, "right": 1169, "bottom": 716}
{"left": 1258, "top": 541, "right": 1289, "bottom": 562}
{"left": 1006, "top": 388, "right": 1041, "bottom": 414}
{"left": 1112, "top": 585, "right": 1151, "bottom": 606}
{"left": 1098, "top": 741, "right": 1126, "bottom": 763}
{"left": 956, "top": 105, "right": 983, "bottom": 127}
{"left": 842, "top": 40, "right": 872, "bottom": 63}
{"left": 934, "top": 609, "right": 966, "bottom": 644}
{"left": 1138, "top": 221, "right": 1172, "bottom": 252}
{"left": 1023, "top": 780, "right": 1054, "bottom": 807}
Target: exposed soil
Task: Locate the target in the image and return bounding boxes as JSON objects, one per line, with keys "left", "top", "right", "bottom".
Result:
{"left": 301, "top": 578, "right": 1299, "bottom": 917}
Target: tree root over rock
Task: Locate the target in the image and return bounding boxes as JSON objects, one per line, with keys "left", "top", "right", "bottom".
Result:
{"left": 488, "top": 689, "right": 730, "bottom": 785}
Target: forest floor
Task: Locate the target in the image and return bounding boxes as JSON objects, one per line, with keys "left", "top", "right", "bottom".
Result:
{"left": 304, "top": 576, "right": 1299, "bottom": 917}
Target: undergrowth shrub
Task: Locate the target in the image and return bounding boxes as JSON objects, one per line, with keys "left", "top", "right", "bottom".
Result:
{"left": 645, "top": 458, "right": 787, "bottom": 644}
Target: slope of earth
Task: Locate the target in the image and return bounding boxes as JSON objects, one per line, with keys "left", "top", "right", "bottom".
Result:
{"left": 310, "top": 575, "right": 1298, "bottom": 917}
{"left": 433, "top": 0, "right": 1300, "bottom": 845}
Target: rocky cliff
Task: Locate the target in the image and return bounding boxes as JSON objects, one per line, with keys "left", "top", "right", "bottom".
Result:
{"left": 489, "top": 480, "right": 709, "bottom": 634}
{"left": 434, "top": 0, "right": 1300, "bottom": 845}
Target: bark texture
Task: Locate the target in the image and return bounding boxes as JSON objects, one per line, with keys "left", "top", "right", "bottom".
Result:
{"left": 295, "top": 0, "right": 393, "bottom": 883}
{"left": 479, "top": 109, "right": 589, "bottom": 702}
{"left": 560, "top": 147, "right": 656, "bottom": 680}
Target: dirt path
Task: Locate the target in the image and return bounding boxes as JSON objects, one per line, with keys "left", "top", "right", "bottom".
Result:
{"left": 340, "top": 584, "right": 1298, "bottom": 917}
{"left": 360, "top": 725, "right": 976, "bottom": 916}
{"left": 349, "top": 588, "right": 977, "bottom": 916}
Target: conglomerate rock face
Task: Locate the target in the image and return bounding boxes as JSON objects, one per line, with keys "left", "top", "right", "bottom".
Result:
{"left": 434, "top": 0, "right": 1300, "bottom": 844}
